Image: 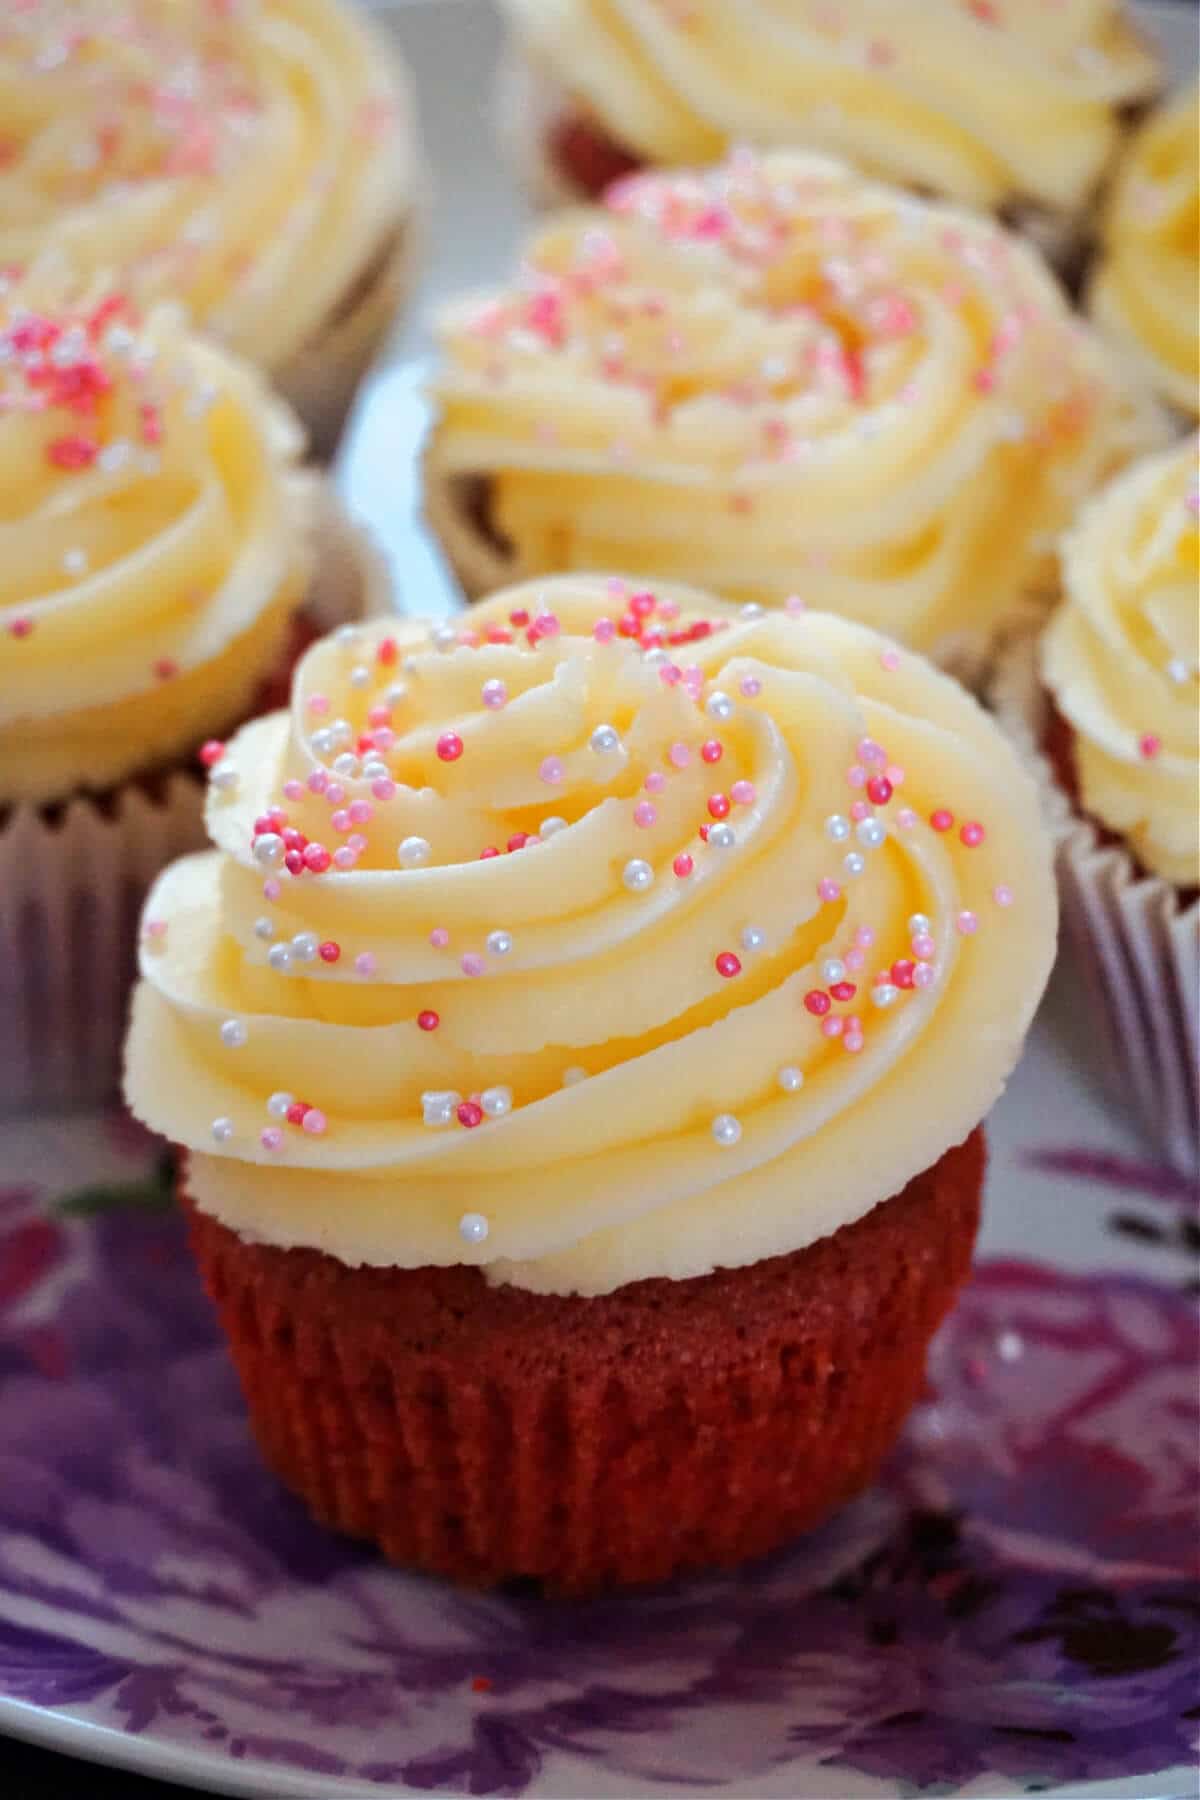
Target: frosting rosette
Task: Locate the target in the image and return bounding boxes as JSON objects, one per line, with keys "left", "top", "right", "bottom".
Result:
{"left": 0, "top": 0, "right": 415, "bottom": 379}
{"left": 500, "top": 0, "right": 1160, "bottom": 217}
{"left": 427, "top": 151, "right": 1162, "bottom": 669}
{"left": 0, "top": 278, "right": 313, "bottom": 807}
{"left": 1089, "top": 80, "right": 1200, "bottom": 419}
{"left": 126, "top": 576, "right": 1057, "bottom": 1296}
{"left": 1042, "top": 437, "right": 1199, "bottom": 888}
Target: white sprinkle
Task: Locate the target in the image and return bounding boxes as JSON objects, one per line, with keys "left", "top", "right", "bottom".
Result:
{"left": 824, "top": 814, "right": 850, "bottom": 842}
{"left": 430, "top": 624, "right": 457, "bottom": 652}
{"left": 872, "top": 983, "right": 900, "bottom": 1008}
{"left": 486, "top": 929, "right": 513, "bottom": 955}
{"left": 843, "top": 851, "right": 866, "bottom": 877}
{"left": 741, "top": 925, "right": 766, "bottom": 952}
{"left": 705, "top": 690, "right": 735, "bottom": 722}
{"left": 252, "top": 833, "right": 283, "bottom": 866}
{"left": 267, "top": 943, "right": 293, "bottom": 973}
{"left": 820, "top": 957, "right": 846, "bottom": 986}
{"left": 623, "top": 858, "right": 654, "bottom": 892}
{"left": 459, "top": 1211, "right": 490, "bottom": 1244}
{"left": 739, "top": 603, "right": 765, "bottom": 621}
{"left": 333, "top": 625, "right": 360, "bottom": 648}
{"left": 332, "top": 753, "right": 360, "bottom": 779}
{"left": 1166, "top": 658, "right": 1190, "bottom": 685}
{"left": 777, "top": 1066, "right": 804, "bottom": 1093}
{"left": 210, "top": 761, "right": 239, "bottom": 794}
{"left": 398, "top": 836, "right": 431, "bottom": 867}
{"left": 708, "top": 823, "right": 736, "bottom": 850}
{"left": 539, "top": 816, "right": 568, "bottom": 838}
{"left": 422, "top": 1090, "right": 461, "bottom": 1128}
{"left": 62, "top": 548, "right": 89, "bottom": 576}
{"left": 590, "top": 723, "right": 621, "bottom": 754}
{"left": 711, "top": 1113, "right": 742, "bottom": 1147}
{"left": 856, "top": 819, "right": 887, "bottom": 850}
{"left": 291, "top": 932, "right": 319, "bottom": 962}
{"left": 348, "top": 664, "right": 371, "bottom": 690}
{"left": 211, "top": 1117, "right": 234, "bottom": 1143}
{"left": 907, "top": 913, "right": 932, "bottom": 937}
{"left": 997, "top": 1329, "right": 1024, "bottom": 1363}
{"left": 267, "top": 1091, "right": 295, "bottom": 1119}
{"left": 253, "top": 917, "right": 275, "bottom": 941}
{"left": 220, "top": 1019, "right": 247, "bottom": 1049}
{"left": 480, "top": 1086, "right": 513, "bottom": 1118}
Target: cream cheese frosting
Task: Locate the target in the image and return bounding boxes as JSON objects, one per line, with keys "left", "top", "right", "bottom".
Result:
{"left": 1089, "top": 80, "right": 1200, "bottom": 420}
{"left": 126, "top": 576, "right": 1058, "bottom": 1295}
{"left": 1042, "top": 438, "right": 1199, "bottom": 888}
{"left": 0, "top": 0, "right": 415, "bottom": 374}
{"left": 0, "top": 279, "right": 313, "bottom": 807}
{"left": 502, "top": 0, "right": 1160, "bottom": 215}
{"left": 428, "top": 150, "right": 1163, "bottom": 665}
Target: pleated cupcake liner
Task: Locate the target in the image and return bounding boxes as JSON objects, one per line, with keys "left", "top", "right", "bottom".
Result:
{"left": 0, "top": 493, "right": 392, "bottom": 1116}
{"left": 993, "top": 636, "right": 1198, "bottom": 1174}
{"left": 182, "top": 1131, "right": 983, "bottom": 1595}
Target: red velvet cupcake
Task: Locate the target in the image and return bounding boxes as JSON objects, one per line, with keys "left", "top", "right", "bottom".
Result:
{"left": 126, "top": 577, "right": 1057, "bottom": 1592}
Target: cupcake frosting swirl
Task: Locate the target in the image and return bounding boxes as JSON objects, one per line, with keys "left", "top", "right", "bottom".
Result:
{"left": 502, "top": 0, "right": 1160, "bottom": 214}
{"left": 0, "top": 280, "right": 312, "bottom": 807}
{"left": 1043, "top": 438, "right": 1199, "bottom": 887}
{"left": 1089, "top": 80, "right": 1200, "bottom": 419}
{"left": 0, "top": 0, "right": 414, "bottom": 372}
{"left": 127, "top": 577, "right": 1057, "bottom": 1295}
{"left": 430, "top": 150, "right": 1162, "bottom": 663}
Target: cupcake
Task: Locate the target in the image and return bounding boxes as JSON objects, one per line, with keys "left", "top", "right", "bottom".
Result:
{"left": 0, "top": 278, "right": 388, "bottom": 1113}
{"left": 498, "top": 0, "right": 1160, "bottom": 268}
{"left": 426, "top": 150, "right": 1163, "bottom": 682}
{"left": 125, "top": 576, "right": 1057, "bottom": 1593}
{"left": 994, "top": 437, "right": 1198, "bottom": 1172}
{"left": 1088, "top": 80, "right": 1200, "bottom": 421}
{"left": 0, "top": 0, "right": 419, "bottom": 459}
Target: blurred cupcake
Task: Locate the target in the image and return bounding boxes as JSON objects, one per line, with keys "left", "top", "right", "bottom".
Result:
{"left": 126, "top": 577, "right": 1057, "bottom": 1592}
{"left": 1089, "top": 80, "right": 1199, "bottom": 421}
{"left": 427, "top": 150, "right": 1163, "bottom": 681}
{"left": 0, "top": 0, "right": 419, "bottom": 459}
{"left": 0, "top": 278, "right": 388, "bottom": 1113}
{"left": 498, "top": 0, "right": 1160, "bottom": 268}
{"left": 994, "top": 438, "right": 1198, "bottom": 1171}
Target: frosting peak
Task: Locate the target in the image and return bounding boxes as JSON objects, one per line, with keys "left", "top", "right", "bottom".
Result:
{"left": 127, "top": 578, "right": 1057, "bottom": 1295}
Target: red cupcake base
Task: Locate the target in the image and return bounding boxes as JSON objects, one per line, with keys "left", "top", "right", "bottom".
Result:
{"left": 185, "top": 1130, "right": 984, "bottom": 1595}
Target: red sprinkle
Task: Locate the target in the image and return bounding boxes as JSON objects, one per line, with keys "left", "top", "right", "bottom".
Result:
{"left": 457, "top": 1101, "right": 484, "bottom": 1129}
{"left": 700, "top": 739, "right": 723, "bottom": 765}
{"left": 153, "top": 658, "right": 178, "bottom": 681}
{"left": 507, "top": 832, "right": 529, "bottom": 853}
{"left": 377, "top": 636, "right": 398, "bottom": 666}
{"left": 866, "top": 776, "right": 893, "bottom": 807}
{"left": 509, "top": 608, "right": 530, "bottom": 627}
{"left": 715, "top": 952, "right": 742, "bottom": 979}
{"left": 471, "top": 1677, "right": 493, "bottom": 1694}
{"left": 284, "top": 850, "right": 305, "bottom": 876}
{"left": 673, "top": 853, "right": 694, "bottom": 878}
{"left": 479, "top": 846, "right": 500, "bottom": 859}
{"left": 318, "top": 941, "right": 341, "bottom": 963}
{"left": 891, "top": 960, "right": 916, "bottom": 989}
{"left": 804, "top": 990, "right": 832, "bottom": 1017}
{"left": 417, "top": 1010, "right": 440, "bottom": 1032}
{"left": 1139, "top": 734, "right": 1162, "bottom": 760}
{"left": 829, "top": 981, "right": 857, "bottom": 1002}
{"left": 960, "top": 821, "right": 985, "bottom": 847}
{"left": 629, "top": 591, "right": 656, "bottom": 618}
{"left": 707, "top": 793, "right": 731, "bottom": 820}
{"left": 8, "top": 617, "right": 34, "bottom": 639}
{"left": 436, "top": 732, "right": 464, "bottom": 763}
{"left": 930, "top": 809, "right": 955, "bottom": 833}
{"left": 199, "top": 740, "right": 225, "bottom": 768}
{"left": 286, "top": 1101, "right": 309, "bottom": 1126}
{"left": 47, "top": 435, "right": 98, "bottom": 470}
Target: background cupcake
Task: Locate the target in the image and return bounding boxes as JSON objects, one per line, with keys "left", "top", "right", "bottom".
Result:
{"left": 427, "top": 150, "right": 1163, "bottom": 681}
{"left": 126, "top": 576, "right": 1057, "bottom": 1593}
{"left": 0, "top": 0, "right": 420, "bottom": 459}
{"left": 995, "top": 436, "right": 1198, "bottom": 1172}
{"left": 497, "top": 0, "right": 1160, "bottom": 271}
{"left": 0, "top": 277, "right": 387, "bottom": 1113}
{"left": 1088, "top": 79, "right": 1199, "bottom": 420}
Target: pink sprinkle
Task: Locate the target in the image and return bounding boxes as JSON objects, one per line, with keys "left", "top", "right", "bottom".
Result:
{"left": 260, "top": 1128, "right": 284, "bottom": 1152}
{"left": 307, "top": 770, "right": 328, "bottom": 794}
{"left": 913, "top": 963, "right": 936, "bottom": 989}
{"left": 153, "top": 658, "right": 178, "bottom": 682}
{"left": 348, "top": 801, "right": 372, "bottom": 826}
{"left": 633, "top": 801, "right": 657, "bottom": 828}
{"left": 282, "top": 778, "right": 304, "bottom": 800}
{"left": 644, "top": 771, "right": 666, "bottom": 794}
{"left": 1139, "top": 734, "right": 1161, "bottom": 760}
{"left": 844, "top": 1033, "right": 864, "bottom": 1055}
{"left": 372, "top": 777, "right": 397, "bottom": 801}
{"left": 263, "top": 879, "right": 281, "bottom": 901}
{"left": 930, "top": 809, "right": 954, "bottom": 833}
{"left": 822, "top": 1016, "right": 844, "bottom": 1039}
{"left": 845, "top": 948, "right": 864, "bottom": 971}
{"left": 659, "top": 664, "right": 683, "bottom": 687}
{"left": 730, "top": 780, "right": 755, "bottom": 806}
{"left": 955, "top": 911, "right": 979, "bottom": 936}
{"left": 333, "top": 848, "right": 357, "bottom": 871}
{"left": 740, "top": 676, "right": 762, "bottom": 699}
{"left": 355, "top": 952, "right": 377, "bottom": 976}
{"left": 303, "top": 844, "right": 331, "bottom": 874}
{"left": 540, "top": 756, "right": 564, "bottom": 785}
{"left": 913, "top": 934, "right": 936, "bottom": 961}
{"left": 673, "top": 853, "right": 694, "bottom": 878}
{"left": 855, "top": 926, "right": 875, "bottom": 947}
{"left": 817, "top": 878, "right": 841, "bottom": 903}
{"left": 533, "top": 612, "right": 560, "bottom": 638}
{"left": 659, "top": 599, "right": 680, "bottom": 621}
{"left": 993, "top": 884, "right": 1014, "bottom": 907}
{"left": 593, "top": 618, "right": 616, "bottom": 643}
{"left": 7, "top": 616, "right": 32, "bottom": 639}
{"left": 287, "top": 1102, "right": 309, "bottom": 1126}
{"left": 200, "top": 740, "right": 226, "bottom": 769}
{"left": 885, "top": 764, "right": 905, "bottom": 787}
{"left": 302, "top": 1109, "right": 327, "bottom": 1136}
{"left": 850, "top": 800, "right": 870, "bottom": 822}
{"left": 960, "top": 821, "right": 985, "bottom": 848}
{"left": 331, "top": 810, "right": 351, "bottom": 834}
{"left": 896, "top": 807, "right": 918, "bottom": 831}
{"left": 348, "top": 834, "right": 368, "bottom": 854}
{"left": 669, "top": 742, "right": 691, "bottom": 769}
{"left": 326, "top": 783, "right": 346, "bottom": 807}
{"left": 308, "top": 695, "right": 331, "bottom": 717}
{"left": 143, "top": 918, "right": 166, "bottom": 941}
{"left": 847, "top": 765, "right": 867, "bottom": 788}
{"left": 880, "top": 648, "right": 901, "bottom": 672}
{"left": 857, "top": 739, "right": 885, "bottom": 765}
{"left": 785, "top": 595, "right": 807, "bottom": 616}
{"left": 430, "top": 928, "right": 450, "bottom": 948}
{"left": 462, "top": 953, "right": 486, "bottom": 977}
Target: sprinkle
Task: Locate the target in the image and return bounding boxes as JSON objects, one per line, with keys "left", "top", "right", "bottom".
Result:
{"left": 872, "top": 983, "right": 899, "bottom": 1008}
{"left": 913, "top": 963, "right": 936, "bottom": 989}
{"left": 711, "top": 1113, "right": 742, "bottom": 1147}
{"left": 960, "top": 822, "right": 985, "bottom": 847}
{"left": 715, "top": 951, "right": 742, "bottom": 978}
{"left": 829, "top": 981, "right": 857, "bottom": 1002}
{"left": 211, "top": 1118, "right": 234, "bottom": 1144}
{"left": 668, "top": 742, "right": 691, "bottom": 768}
{"left": 430, "top": 928, "right": 450, "bottom": 948}
{"left": 301, "top": 1109, "right": 327, "bottom": 1136}
{"left": 821, "top": 958, "right": 846, "bottom": 985}
{"left": 644, "top": 771, "right": 666, "bottom": 794}
{"left": 459, "top": 1212, "right": 490, "bottom": 1243}
{"left": 730, "top": 780, "right": 756, "bottom": 806}
{"left": 880, "top": 647, "right": 901, "bottom": 671}
{"left": 700, "top": 739, "right": 723, "bottom": 765}
{"left": 633, "top": 800, "right": 658, "bottom": 828}
{"left": 423, "top": 1091, "right": 460, "bottom": 1128}
{"left": 260, "top": 1128, "right": 284, "bottom": 1153}
{"left": 593, "top": 618, "right": 616, "bottom": 643}
{"left": 856, "top": 926, "right": 875, "bottom": 948}
{"left": 540, "top": 756, "right": 564, "bottom": 785}
{"left": 822, "top": 1016, "right": 844, "bottom": 1039}
{"left": 267, "top": 1092, "right": 294, "bottom": 1119}
{"left": 895, "top": 808, "right": 918, "bottom": 831}
{"left": 705, "top": 691, "right": 734, "bottom": 722}
{"left": 856, "top": 819, "right": 886, "bottom": 850}
{"left": 540, "top": 816, "right": 568, "bottom": 839}
{"left": 673, "top": 853, "right": 694, "bottom": 878}
{"left": 355, "top": 952, "right": 377, "bottom": 977}
{"left": 507, "top": 833, "right": 529, "bottom": 852}
{"left": 930, "top": 809, "right": 954, "bottom": 832}
{"left": 912, "top": 934, "right": 936, "bottom": 960}
{"left": 955, "top": 911, "right": 979, "bottom": 936}
{"left": 303, "top": 843, "right": 331, "bottom": 874}
{"left": 778, "top": 1066, "right": 804, "bottom": 1092}
{"left": 739, "top": 676, "right": 762, "bottom": 699}
{"left": 866, "top": 776, "right": 893, "bottom": 807}
{"left": 220, "top": 1019, "right": 247, "bottom": 1048}
{"left": 461, "top": 953, "right": 486, "bottom": 977}
{"left": 891, "top": 960, "right": 916, "bottom": 989}
{"left": 707, "top": 792, "right": 731, "bottom": 820}
{"left": 623, "top": 858, "right": 654, "bottom": 892}
{"left": 741, "top": 926, "right": 766, "bottom": 952}
{"left": 817, "top": 878, "right": 841, "bottom": 902}
{"left": 1139, "top": 734, "right": 1161, "bottom": 760}
{"left": 199, "top": 739, "right": 225, "bottom": 768}
{"left": 7, "top": 617, "right": 33, "bottom": 639}
{"left": 268, "top": 944, "right": 294, "bottom": 972}
{"left": 825, "top": 814, "right": 851, "bottom": 842}
{"left": 908, "top": 913, "right": 931, "bottom": 936}
{"left": 457, "top": 1101, "right": 484, "bottom": 1129}
{"left": 436, "top": 732, "right": 464, "bottom": 763}
{"left": 804, "top": 990, "right": 832, "bottom": 1017}
{"left": 590, "top": 723, "right": 621, "bottom": 753}
{"left": 993, "top": 884, "right": 1014, "bottom": 907}
{"left": 398, "top": 836, "right": 432, "bottom": 867}
{"left": 417, "top": 1010, "right": 440, "bottom": 1032}
{"left": 481, "top": 1086, "right": 513, "bottom": 1118}
{"left": 486, "top": 930, "right": 513, "bottom": 955}
{"left": 843, "top": 852, "right": 865, "bottom": 876}
{"left": 48, "top": 434, "right": 98, "bottom": 470}
{"left": 708, "top": 823, "right": 736, "bottom": 849}
{"left": 286, "top": 1102, "right": 308, "bottom": 1126}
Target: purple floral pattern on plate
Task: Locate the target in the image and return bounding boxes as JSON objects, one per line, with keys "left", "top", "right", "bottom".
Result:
{"left": 0, "top": 1155, "right": 1197, "bottom": 1798}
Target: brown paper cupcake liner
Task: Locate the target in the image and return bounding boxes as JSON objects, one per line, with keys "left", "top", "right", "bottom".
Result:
{"left": 993, "top": 636, "right": 1198, "bottom": 1173}
{"left": 184, "top": 1129, "right": 983, "bottom": 1595}
{"left": 0, "top": 491, "right": 392, "bottom": 1116}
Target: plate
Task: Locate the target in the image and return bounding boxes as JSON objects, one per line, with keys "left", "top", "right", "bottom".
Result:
{"left": 1, "top": 3, "right": 1197, "bottom": 1796}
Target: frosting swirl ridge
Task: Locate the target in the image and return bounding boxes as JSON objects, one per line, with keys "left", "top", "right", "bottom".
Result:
{"left": 127, "top": 577, "right": 1057, "bottom": 1295}
{"left": 0, "top": 281, "right": 312, "bottom": 806}
{"left": 1042, "top": 437, "right": 1199, "bottom": 886}
{"left": 429, "top": 150, "right": 1163, "bottom": 664}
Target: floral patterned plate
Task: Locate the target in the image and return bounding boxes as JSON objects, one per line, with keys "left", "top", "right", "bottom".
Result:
{"left": 2, "top": 3, "right": 1198, "bottom": 1794}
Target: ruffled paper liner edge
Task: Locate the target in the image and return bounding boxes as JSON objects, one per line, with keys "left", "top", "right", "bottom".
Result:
{"left": 0, "top": 489, "right": 393, "bottom": 1116}
{"left": 992, "top": 635, "right": 1198, "bottom": 1174}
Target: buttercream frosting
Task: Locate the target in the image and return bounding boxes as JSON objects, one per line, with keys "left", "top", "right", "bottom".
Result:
{"left": 0, "top": 278, "right": 313, "bottom": 807}
{"left": 126, "top": 576, "right": 1058, "bottom": 1295}
{"left": 1089, "top": 80, "right": 1200, "bottom": 419}
{"left": 428, "top": 149, "right": 1163, "bottom": 663}
{"left": 502, "top": 0, "right": 1160, "bottom": 215}
{"left": 1042, "top": 437, "right": 1199, "bottom": 887}
{"left": 0, "top": 0, "right": 415, "bottom": 373}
